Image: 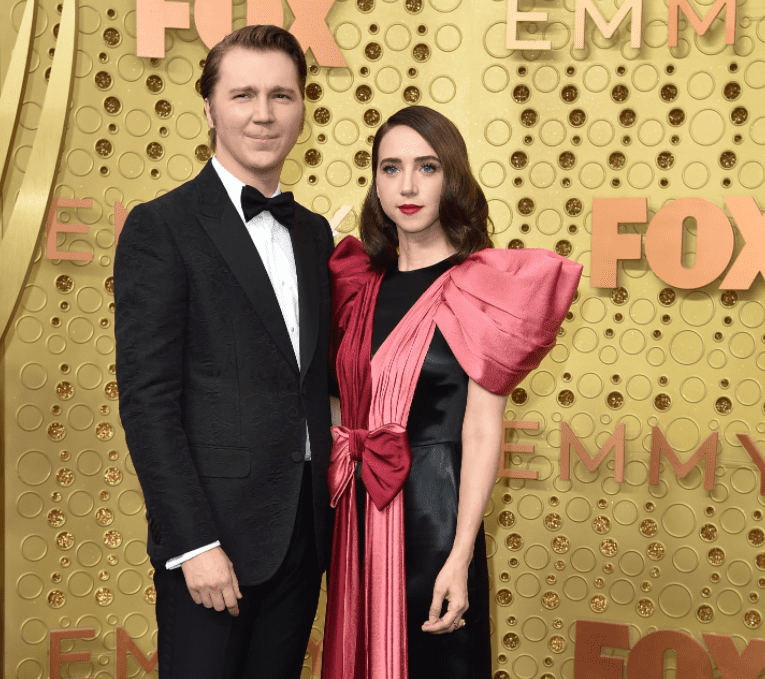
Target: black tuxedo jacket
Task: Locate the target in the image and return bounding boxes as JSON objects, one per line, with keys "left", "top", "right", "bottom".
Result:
{"left": 114, "top": 160, "right": 334, "bottom": 585}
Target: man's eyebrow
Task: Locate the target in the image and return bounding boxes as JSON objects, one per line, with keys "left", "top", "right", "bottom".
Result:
{"left": 228, "top": 86, "right": 256, "bottom": 95}
{"left": 227, "top": 85, "right": 298, "bottom": 95}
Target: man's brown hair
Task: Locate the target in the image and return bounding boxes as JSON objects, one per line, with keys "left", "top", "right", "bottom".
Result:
{"left": 200, "top": 25, "right": 307, "bottom": 151}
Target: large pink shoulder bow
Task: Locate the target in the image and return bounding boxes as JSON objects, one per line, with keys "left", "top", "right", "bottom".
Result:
{"left": 437, "top": 247, "right": 583, "bottom": 394}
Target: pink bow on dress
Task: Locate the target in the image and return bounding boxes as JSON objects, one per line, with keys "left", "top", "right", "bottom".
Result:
{"left": 328, "top": 424, "right": 411, "bottom": 511}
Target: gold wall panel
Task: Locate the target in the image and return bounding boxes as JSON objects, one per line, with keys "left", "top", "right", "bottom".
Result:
{"left": 3, "top": 0, "right": 765, "bottom": 677}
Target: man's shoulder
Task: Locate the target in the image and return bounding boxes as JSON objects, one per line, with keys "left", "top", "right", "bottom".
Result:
{"left": 294, "top": 200, "right": 323, "bottom": 222}
{"left": 295, "top": 201, "right": 332, "bottom": 234}
{"left": 135, "top": 175, "right": 200, "bottom": 219}
{"left": 119, "top": 173, "right": 208, "bottom": 251}
{"left": 295, "top": 202, "right": 334, "bottom": 252}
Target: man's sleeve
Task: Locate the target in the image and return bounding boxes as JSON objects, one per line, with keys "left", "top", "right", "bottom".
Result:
{"left": 114, "top": 203, "right": 219, "bottom": 557}
{"left": 166, "top": 541, "right": 221, "bottom": 569}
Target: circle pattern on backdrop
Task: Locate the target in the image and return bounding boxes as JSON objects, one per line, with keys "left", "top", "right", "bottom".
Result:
{"left": 4, "top": 1, "right": 765, "bottom": 674}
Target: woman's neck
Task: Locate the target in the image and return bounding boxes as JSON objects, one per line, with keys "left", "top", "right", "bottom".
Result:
{"left": 396, "top": 226, "right": 456, "bottom": 272}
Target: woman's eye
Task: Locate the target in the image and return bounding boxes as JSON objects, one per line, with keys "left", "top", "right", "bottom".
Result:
{"left": 422, "top": 163, "right": 438, "bottom": 173}
{"left": 381, "top": 165, "right": 398, "bottom": 174}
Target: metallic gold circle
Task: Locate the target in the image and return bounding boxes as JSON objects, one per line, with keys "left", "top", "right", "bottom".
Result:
{"left": 748, "top": 529, "right": 765, "bottom": 547}
{"left": 95, "top": 508, "right": 114, "bottom": 526}
{"left": 48, "top": 590, "right": 66, "bottom": 608}
{"left": 497, "top": 590, "right": 514, "bottom": 608}
{"left": 95, "top": 587, "right": 113, "bottom": 606}
{"left": 104, "top": 467, "right": 122, "bottom": 486}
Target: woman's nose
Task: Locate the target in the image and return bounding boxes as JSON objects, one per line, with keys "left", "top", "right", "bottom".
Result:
{"left": 400, "top": 167, "right": 416, "bottom": 195}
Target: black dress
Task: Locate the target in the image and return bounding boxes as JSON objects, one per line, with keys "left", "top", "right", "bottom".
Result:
{"left": 360, "top": 256, "right": 492, "bottom": 679}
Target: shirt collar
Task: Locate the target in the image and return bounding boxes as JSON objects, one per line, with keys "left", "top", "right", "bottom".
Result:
{"left": 211, "top": 156, "right": 281, "bottom": 225}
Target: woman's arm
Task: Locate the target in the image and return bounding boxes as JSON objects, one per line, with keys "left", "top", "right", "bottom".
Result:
{"left": 422, "top": 377, "right": 506, "bottom": 634}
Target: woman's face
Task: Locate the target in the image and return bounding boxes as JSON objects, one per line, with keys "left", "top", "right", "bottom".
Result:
{"left": 375, "top": 125, "right": 444, "bottom": 237}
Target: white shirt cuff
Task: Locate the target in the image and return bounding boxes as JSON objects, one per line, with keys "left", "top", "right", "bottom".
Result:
{"left": 165, "top": 541, "right": 221, "bottom": 570}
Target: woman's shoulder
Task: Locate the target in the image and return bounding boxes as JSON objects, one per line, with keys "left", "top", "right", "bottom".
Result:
{"left": 329, "top": 235, "right": 376, "bottom": 281}
{"left": 460, "top": 245, "right": 580, "bottom": 274}
{"left": 329, "top": 236, "right": 382, "bottom": 321}
{"left": 453, "top": 247, "right": 582, "bottom": 291}
{"left": 435, "top": 246, "right": 583, "bottom": 395}
{"left": 444, "top": 246, "right": 583, "bottom": 328}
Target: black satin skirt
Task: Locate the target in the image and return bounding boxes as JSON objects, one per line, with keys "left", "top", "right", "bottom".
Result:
{"left": 403, "top": 440, "right": 492, "bottom": 679}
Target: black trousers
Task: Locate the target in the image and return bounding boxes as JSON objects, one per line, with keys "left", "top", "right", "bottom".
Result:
{"left": 151, "top": 463, "right": 322, "bottom": 679}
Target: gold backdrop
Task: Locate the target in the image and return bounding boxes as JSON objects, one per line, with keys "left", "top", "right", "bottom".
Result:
{"left": 3, "top": 0, "right": 765, "bottom": 677}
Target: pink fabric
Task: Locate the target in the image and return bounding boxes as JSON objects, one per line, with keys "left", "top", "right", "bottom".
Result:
{"left": 323, "top": 241, "right": 381, "bottom": 679}
{"left": 323, "top": 236, "right": 583, "bottom": 679}
{"left": 435, "top": 247, "right": 582, "bottom": 394}
{"left": 329, "top": 424, "right": 411, "bottom": 511}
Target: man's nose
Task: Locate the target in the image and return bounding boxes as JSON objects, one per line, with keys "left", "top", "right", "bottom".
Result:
{"left": 250, "top": 95, "right": 274, "bottom": 123}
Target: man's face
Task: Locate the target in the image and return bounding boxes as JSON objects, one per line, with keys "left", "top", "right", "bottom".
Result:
{"left": 204, "top": 47, "right": 303, "bottom": 185}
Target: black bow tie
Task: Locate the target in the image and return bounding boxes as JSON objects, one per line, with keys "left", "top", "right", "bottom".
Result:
{"left": 240, "top": 184, "right": 295, "bottom": 229}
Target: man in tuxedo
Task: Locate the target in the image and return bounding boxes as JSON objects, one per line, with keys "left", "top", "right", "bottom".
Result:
{"left": 115, "top": 25, "right": 334, "bottom": 679}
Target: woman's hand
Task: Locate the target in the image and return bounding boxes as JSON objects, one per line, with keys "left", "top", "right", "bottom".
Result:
{"left": 422, "top": 557, "right": 469, "bottom": 634}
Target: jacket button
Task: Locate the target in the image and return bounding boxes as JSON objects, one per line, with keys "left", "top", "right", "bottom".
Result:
{"left": 292, "top": 450, "right": 303, "bottom": 463}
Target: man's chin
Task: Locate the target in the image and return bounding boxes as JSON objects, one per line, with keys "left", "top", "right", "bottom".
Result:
{"left": 235, "top": 153, "right": 282, "bottom": 175}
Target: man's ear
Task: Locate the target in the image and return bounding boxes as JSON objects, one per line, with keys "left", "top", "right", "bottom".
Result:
{"left": 204, "top": 99, "right": 214, "bottom": 129}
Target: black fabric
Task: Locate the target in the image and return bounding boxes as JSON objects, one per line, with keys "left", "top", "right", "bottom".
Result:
{"left": 240, "top": 184, "right": 295, "bottom": 228}
{"left": 115, "top": 160, "right": 335, "bottom": 586}
{"left": 367, "top": 257, "right": 492, "bottom": 679}
{"left": 151, "top": 463, "right": 321, "bottom": 679}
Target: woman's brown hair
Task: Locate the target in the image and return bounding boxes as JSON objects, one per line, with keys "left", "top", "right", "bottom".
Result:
{"left": 200, "top": 25, "right": 307, "bottom": 151}
{"left": 359, "top": 106, "right": 493, "bottom": 269}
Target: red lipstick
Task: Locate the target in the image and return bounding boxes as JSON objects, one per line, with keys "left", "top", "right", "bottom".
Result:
{"left": 398, "top": 204, "right": 423, "bottom": 215}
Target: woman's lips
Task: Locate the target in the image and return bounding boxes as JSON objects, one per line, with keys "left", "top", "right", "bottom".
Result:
{"left": 398, "top": 205, "right": 423, "bottom": 215}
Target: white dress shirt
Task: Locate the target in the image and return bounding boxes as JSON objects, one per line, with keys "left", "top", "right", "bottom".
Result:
{"left": 166, "top": 156, "right": 311, "bottom": 570}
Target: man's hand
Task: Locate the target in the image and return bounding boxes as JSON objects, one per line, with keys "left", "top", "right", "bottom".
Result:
{"left": 181, "top": 546, "right": 242, "bottom": 616}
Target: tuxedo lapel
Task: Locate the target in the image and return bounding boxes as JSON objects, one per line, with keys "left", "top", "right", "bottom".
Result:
{"left": 290, "top": 208, "right": 319, "bottom": 384}
{"left": 195, "top": 162, "right": 299, "bottom": 376}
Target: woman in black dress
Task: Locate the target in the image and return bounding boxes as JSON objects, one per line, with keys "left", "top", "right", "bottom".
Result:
{"left": 324, "top": 106, "right": 581, "bottom": 679}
